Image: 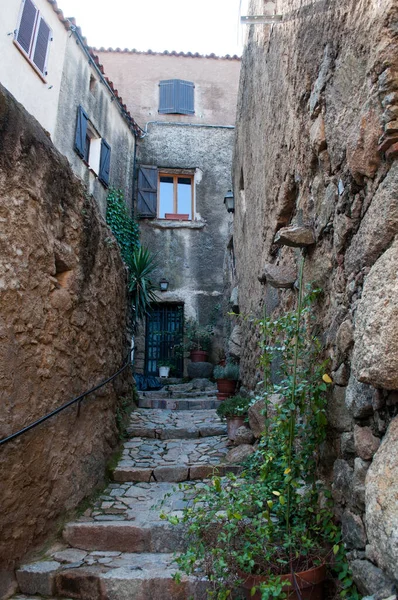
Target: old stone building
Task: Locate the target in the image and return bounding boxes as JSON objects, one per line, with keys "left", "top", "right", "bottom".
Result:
{"left": 232, "top": 0, "right": 398, "bottom": 595}
{"left": 97, "top": 49, "right": 241, "bottom": 376}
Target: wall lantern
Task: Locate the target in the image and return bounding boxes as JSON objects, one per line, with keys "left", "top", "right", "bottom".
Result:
{"left": 159, "top": 278, "right": 169, "bottom": 292}
{"left": 224, "top": 190, "right": 235, "bottom": 213}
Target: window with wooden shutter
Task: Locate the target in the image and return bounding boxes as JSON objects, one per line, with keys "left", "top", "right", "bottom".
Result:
{"left": 14, "top": 0, "right": 52, "bottom": 78}
{"left": 74, "top": 106, "right": 89, "bottom": 159}
{"left": 159, "top": 80, "right": 194, "bottom": 115}
{"left": 137, "top": 166, "right": 158, "bottom": 217}
{"left": 99, "top": 140, "right": 111, "bottom": 187}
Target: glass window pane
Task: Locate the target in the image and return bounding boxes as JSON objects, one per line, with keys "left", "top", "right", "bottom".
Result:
{"left": 177, "top": 177, "right": 192, "bottom": 219}
{"left": 159, "top": 176, "right": 174, "bottom": 218}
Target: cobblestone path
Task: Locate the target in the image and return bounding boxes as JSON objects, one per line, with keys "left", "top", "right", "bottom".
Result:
{"left": 14, "top": 382, "right": 240, "bottom": 600}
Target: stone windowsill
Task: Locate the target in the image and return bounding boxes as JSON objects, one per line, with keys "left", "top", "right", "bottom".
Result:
{"left": 146, "top": 219, "right": 206, "bottom": 229}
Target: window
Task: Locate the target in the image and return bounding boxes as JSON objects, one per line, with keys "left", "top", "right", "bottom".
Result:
{"left": 14, "top": 0, "right": 52, "bottom": 78}
{"left": 159, "top": 79, "right": 194, "bottom": 115}
{"left": 137, "top": 167, "right": 194, "bottom": 220}
{"left": 74, "top": 106, "right": 111, "bottom": 187}
{"left": 158, "top": 173, "right": 193, "bottom": 219}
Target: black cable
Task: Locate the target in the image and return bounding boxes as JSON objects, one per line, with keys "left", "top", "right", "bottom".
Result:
{"left": 0, "top": 351, "right": 132, "bottom": 448}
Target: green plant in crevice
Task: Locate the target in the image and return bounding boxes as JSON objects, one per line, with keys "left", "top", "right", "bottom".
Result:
{"left": 106, "top": 188, "right": 140, "bottom": 265}
{"left": 165, "top": 257, "right": 359, "bottom": 600}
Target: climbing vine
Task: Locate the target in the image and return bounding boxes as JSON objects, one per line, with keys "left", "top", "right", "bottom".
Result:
{"left": 106, "top": 188, "right": 140, "bottom": 266}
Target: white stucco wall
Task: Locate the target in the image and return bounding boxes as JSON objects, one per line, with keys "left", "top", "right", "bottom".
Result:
{"left": 0, "top": 0, "right": 68, "bottom": 137}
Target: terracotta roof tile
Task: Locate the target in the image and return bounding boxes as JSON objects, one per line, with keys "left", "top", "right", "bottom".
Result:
{"left": 94, "top": 47, "right": 241, "bottom": 61}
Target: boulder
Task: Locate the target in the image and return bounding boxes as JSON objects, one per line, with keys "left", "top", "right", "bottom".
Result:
{"left": 341, "top": 510, "right": 367, "bottom": 550}
{"left": 234, "top": 426, "right": 255, "bottom": 446}
{"left": 248, "top": 395, "right": 282, "bottom": 438}
{"left": 187, "top": 362, "right": 213, "bottom": 379}
{"left": 274, "top": 225, "right": 315, "bottom": 247}
{"left": 228, "top": 325, "right": 242, "bottom": 359}
{"left": 350, "top": 560, "right": 397, "bottom": 599}
{"left": 224, "top": 444, "right": 255, "bottom": 464}
{"left": 353, "top": 238, "right": 398, "bottom": 389}
{"left": 336, "top": 320, "right": 354, "bottom": 355}
{"left": 354, "top": 425, "right": 380, "bottom": 461}
{"left": 327, "top": 386, "right": 352, "bottom": 432}
{"left": 366, "top": 416, "right": 398, "bottom": 582}
{"left": 258, "top": 262, "right": 297, "bottom": 289}
{"left": 345, "top": 374, "right": 374, "bottom": 419}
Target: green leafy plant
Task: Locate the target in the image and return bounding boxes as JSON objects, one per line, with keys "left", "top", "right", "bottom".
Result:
{"left": 106, "top": 188, "right": 140, "bottom": 265}
{"left": 183, "top": 318, "right": 213, "bottom": 352}
{"left": 166, "top": 259, "right": 359, "bottom": 599}
{"left": 128, "top": 246, "right": 159, "bottom": 331}
{"left": 213, "top": 362, "right": 240, "bottom": 381}
{"left": 216, "top": 395, "right": 250, "bottom": 419}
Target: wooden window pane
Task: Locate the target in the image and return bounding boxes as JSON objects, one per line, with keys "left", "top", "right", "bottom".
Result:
{"left": 177, "top": 177, "right": 192, "bottom": 219}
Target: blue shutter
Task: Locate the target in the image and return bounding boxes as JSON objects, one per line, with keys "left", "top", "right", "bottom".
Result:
{"left": 176, "top": 80, "right": 195, "bottom": 114}
{"left": 32, "top": 16, "right": 51, "bottom": 75}
{"left": 16, "top": 0, "right": 38, "bottom": 55}
{"left": 137, "top": 166, "right": 158, "bottom": 217}
{"left": 74, "top": 106, "right": 88, "bottom": 159}
{"left": 159, "top": 80, "right": 194, "bottom": 115}
{"left": 99, "top": 139, "right": 111, "bottom": 187}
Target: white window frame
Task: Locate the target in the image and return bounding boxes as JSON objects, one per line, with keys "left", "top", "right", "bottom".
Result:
{"left": 14, "top": 0, "right": 52, "bottom": 81}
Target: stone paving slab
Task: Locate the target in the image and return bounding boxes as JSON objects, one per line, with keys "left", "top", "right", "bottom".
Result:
{"left": 138, "top": 396, "right": 222, "bottom": 410}
{"left": 16, "top": 553, "right": 208, "bottom": 600}
{"left": 127, "top": 408, "right": 226, "bottom": 439}
{"left": 113, "top": 435, "right": 230, "bottom": 482}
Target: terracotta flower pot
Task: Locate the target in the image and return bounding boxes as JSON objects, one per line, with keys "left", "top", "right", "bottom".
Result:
{"left": 216, "top": 379, "right": 237, "bottom": 399}
{"left": 190, "top": 350, "right": 209, "bottom": 363}
{"left": 226, "top": 416, "right": 246, "bottom": 441}
{"left": 241, "top": 564, "right": 326, "bottom": 600}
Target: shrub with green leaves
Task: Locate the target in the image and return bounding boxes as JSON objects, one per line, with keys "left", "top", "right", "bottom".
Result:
{"left": 216, "top": 395, "right": 250, "bottom": 419}
{"left": 213, "top": 362, "right": 240, "bottom": 381}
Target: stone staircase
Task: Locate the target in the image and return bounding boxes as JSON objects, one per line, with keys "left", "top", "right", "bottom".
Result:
{"left": 13, "top": 380, "right": 240, "bottom": 600}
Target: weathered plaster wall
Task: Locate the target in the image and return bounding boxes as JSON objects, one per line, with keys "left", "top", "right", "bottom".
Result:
{"left": 0, "top": 84, "right": 132, "bottom": 585}
{"left": 96, "top": 50, "right": 241, "bottom": 127}
{"left": 134, "top": 124, "right": 235, "bottom": 372}
{"left": 54, "top": 35, "right": 136, "bottom": 216}
{"left": 0, "top": 0, "right": 68, "bottom": 138}
{"left": 233, "top": 0, "right": 398, "bottom": 595}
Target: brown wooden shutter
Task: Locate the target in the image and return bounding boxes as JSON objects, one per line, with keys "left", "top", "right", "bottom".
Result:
{"left": 137, "top": 166, "right": 158, "bottom": 217}
{"left": 16, "top": 0, "right": 38, "bottom": 55}
{"left": 32, "top": 16, "right": 51, "bottom": 75}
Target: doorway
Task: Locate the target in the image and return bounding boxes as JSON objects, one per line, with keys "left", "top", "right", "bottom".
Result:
{"left": 145, "top": 304, "right": 184, "bottom": 377}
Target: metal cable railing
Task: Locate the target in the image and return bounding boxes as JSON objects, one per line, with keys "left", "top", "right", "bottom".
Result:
{"left": 0, "top": 350, "right": 132, "bottom": 448}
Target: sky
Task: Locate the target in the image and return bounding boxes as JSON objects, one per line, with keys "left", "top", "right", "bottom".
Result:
{"left": 58, "top": 0, "right": 250, "bottom": 56}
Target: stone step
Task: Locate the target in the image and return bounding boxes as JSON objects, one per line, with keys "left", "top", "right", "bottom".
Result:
{"left": 127, "top": 408, "right": 226, "bottom": 439}
{"left": 138, "top": 396, "right": 221, "bottom": 410}
{"left": 113, "top": 435, "right": 231, "bottom": 482}
{"left": 16, "top": 553, "right": 207, "bottom": 600}
{"left": 138, "top": 389, "right": 216, "bottom": 399}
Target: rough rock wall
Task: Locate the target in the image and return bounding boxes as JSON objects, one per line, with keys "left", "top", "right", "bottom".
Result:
{"left": 0, "top": 84, "right": 132, "bottom": 583}
{"left": 233, "top": 0, "right": 398, "bottom": 595}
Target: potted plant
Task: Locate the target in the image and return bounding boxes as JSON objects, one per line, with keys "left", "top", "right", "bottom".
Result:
{"left": 158, "top": 360, "right": 173, "bottom": 378}
{"left": 166, "top": 263, "right": 359, "bottom": 600}
{"left": 213, "top": 362, "right": 240, "bottom": 400}
{"left": 216, "top": 395, "right": 250, "bottom": 441}
{"left": 184, "top": 318, "right": 213, "bottom": 362}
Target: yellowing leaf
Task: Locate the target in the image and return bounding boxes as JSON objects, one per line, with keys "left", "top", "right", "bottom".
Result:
{"left": 279, "top": 495, "right": 286, "bottom": 505}
{"left": 322, "top": 374, "right": 333, "bottom": 384}
{"left": 272, "top": 490, "right": 281, "bottom": 497}
{"left": 333, "top": 544, "right": 339, "bottom": 555}
{"left": 267, "top": 500, "right": 273, "bottom": 508}
{"left": 284, "top": 468, "right": 291, "bottom": 474}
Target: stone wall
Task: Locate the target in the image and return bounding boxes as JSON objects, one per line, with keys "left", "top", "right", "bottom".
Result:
{"left": 233, "top": 0, "right": 398, "bottom": 595}
{"left": 0, "top": 83, "right": 132, "bottom": 589}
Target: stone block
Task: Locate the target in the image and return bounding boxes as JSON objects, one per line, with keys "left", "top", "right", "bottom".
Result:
{"left": 54, "top": 569, "right": 101, "bottom": 600}
{"left": 327, "top": 386, "right": 352, "bottom": 432}
{"left": 153, "top": 466, "right": 189, "bottom": 482}
{"left": 228, "top": 324, "right": 242, "bottom": 359}
{"left": 16, "top": 561, "right": 60, "bottom": 596}
{"left": 224, "top": 444, "right": 254, "bottom": 464}
{"left": 274, "top": 225, "right": 315, "bottom": 247}
{"left": 310, "top": 114, "right": 327, "bottom": 153}
{"left": 341, "top": 432, "right": 355, "bottom": 458}
{"left": 234, "top": 426, "right": 255, "bottom": 446}
{"left": 199, "top": 424, "right": 226, "bottom": 437}
{"left": 53, "top": 549, "right": 88, "bottom": 563}
{"left": 354, "top": 425, "right": 380, "bottom": 460}
{"left": 345, "top": 375, "right": 374, "bottom": 419}
{"left": 187, "top": 362, "right": 214, "bottom": 379}
{"left": 332, "top": 459, "right": 353, "bottom": 504}
{"left": 63, "top": 522, "right": 151, "bottom": 553}
{"left": 336, "top": 320, "right": 354, "bottom": 355}
{"left": 113, "top": 468, "right": 153, "bottom": 483}
{"left": 248, "top": 394, "right": 282, "bottom": 438}
{"left": 341, "top": 510, "right": 367, "bottom": 550}
{"left": 258, "top": 262, "right": 297, "bottom": 288}
{"left": 353, "top": 238, "right": 398, "bottom": 389}
{"left": 350, "top": 560, "right": 397, "bottom": 599}
{"left": 366, "top": 416, "right": 398, "bottom": 582}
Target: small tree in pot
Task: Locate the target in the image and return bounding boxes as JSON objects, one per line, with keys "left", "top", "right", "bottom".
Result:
{"left": 216, "top": 395, "right": 250, "bottom": 441}
{"left": 184, "top": 318, "right": 213, "bottom": 362}
{"left": 213, "top": 362, "right": 240, "bottom": 400}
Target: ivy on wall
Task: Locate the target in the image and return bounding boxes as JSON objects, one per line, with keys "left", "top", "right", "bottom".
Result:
{"left": 106, "top": 188, "right": 140, "bottom": 266}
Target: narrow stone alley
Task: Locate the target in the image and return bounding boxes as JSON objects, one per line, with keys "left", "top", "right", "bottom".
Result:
{"left": 12, "top": 380, "right": 242, "bottom": 599}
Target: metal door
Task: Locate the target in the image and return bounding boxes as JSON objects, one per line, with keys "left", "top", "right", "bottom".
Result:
{"left": 145, "top": 304, "right": 184, "bottom": 377}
